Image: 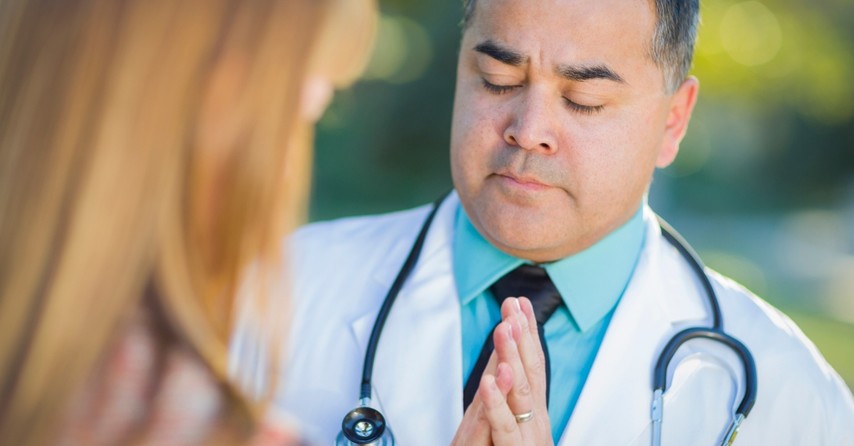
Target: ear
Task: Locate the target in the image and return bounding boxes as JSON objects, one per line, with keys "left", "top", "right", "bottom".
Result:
{"left": 656, "top": 76, "right": 699, "bottom": 168}
{"left": 300, "top": 75, "right": 334, "bottom": 123}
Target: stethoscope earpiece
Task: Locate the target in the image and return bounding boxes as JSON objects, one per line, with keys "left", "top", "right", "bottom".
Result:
{"left": 336, "top": 402, "right": 394, "bottom": 445}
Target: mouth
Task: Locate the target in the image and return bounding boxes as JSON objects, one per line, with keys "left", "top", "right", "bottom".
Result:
{"left": 494, "top": 171, "right": 551, "bottom": 191}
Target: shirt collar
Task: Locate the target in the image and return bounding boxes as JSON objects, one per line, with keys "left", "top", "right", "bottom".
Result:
{"left": 452, "top": 204, "right": 646, "bottom": 332}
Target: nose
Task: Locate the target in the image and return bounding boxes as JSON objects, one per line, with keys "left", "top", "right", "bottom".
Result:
{"left": 503, "top": 89, "right": 558, "bottom": 154}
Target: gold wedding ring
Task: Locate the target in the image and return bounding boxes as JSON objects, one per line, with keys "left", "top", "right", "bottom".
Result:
{"left": 513, "top": 410, "right": 534, "bottom": 424}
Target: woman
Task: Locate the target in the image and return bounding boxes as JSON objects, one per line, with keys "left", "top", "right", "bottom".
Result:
{"left": 0, "top": 0, "right": 375, "bottom": 444}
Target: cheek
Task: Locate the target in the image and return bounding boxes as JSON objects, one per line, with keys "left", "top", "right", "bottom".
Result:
{"left": 451, "top": 91, "right": 504, "bottom": 179}
{"left": 569, "top": 114, "right": 659, "bottom": 202}
{"left": 458, "top": 87, "right": 505, "bottom": 139}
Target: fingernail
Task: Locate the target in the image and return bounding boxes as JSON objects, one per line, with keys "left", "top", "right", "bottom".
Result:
{"left": 513, "top": 298, "right": 522, "bottom": 313}
{"left": 506, "top": 322, "right": 514, "bottom": 339}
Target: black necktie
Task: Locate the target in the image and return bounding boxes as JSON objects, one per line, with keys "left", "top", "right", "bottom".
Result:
{"left": 463, "top": 264, "right": 563, "bottom": 411}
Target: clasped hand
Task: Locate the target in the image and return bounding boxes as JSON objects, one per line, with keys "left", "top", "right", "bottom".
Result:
{"left": 451, "top": 297, "right": 555, "bottom": 446}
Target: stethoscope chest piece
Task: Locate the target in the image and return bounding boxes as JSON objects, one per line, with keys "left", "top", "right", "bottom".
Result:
{"left": 336, "top": 403, "right": 394, "bottom": 445}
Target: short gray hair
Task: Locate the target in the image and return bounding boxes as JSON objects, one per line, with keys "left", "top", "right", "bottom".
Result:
{"left": 460, "top": 0, "right": 700, "bottom": 93}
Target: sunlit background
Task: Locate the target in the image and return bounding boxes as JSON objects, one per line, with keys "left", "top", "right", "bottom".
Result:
{"left": 310, "top": 0, "right": 854, "bottom": 388}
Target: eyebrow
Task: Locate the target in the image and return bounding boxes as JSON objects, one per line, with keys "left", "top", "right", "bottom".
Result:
{"left": 474, "top": 40, "right": 625, "bottom": 84}
{"left": 557, "top": 64, "right": 625, "bottom": 83}
{"left": 474, "top": 40, "right": 525, "bottom": 66}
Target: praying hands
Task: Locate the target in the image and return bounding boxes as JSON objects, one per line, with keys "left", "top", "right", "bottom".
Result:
{"left": 451, "top": 297, "right": 555, "bottom": 446}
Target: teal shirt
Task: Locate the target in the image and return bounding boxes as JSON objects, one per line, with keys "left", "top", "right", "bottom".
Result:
{"left": 453, "top": 205, "right": 646, "bottom": 443}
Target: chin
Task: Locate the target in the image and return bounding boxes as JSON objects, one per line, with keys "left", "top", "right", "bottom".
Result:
{"left": 473, "top": 200, "right": 570, "bottom": 261}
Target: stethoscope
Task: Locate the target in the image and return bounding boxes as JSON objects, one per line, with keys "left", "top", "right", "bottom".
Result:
{"left": 336, "top": 194, "right": 757, "bottom": 446}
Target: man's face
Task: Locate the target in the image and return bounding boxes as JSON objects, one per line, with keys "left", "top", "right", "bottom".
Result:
{"left": 450, "top": 0, "right": 695, "bottom": 262}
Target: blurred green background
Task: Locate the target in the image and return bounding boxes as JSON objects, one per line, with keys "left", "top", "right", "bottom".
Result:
{"left": 310, "top": 0, "right": 854, "bottom": 389}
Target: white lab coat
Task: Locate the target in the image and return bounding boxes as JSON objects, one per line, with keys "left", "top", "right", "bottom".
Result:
{"left": 232, "top": 192, "right": 854, "bottom": 445}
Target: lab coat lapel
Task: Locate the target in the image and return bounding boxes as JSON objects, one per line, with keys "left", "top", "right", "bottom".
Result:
{"left": 349, "top": 194, "right": 464, "bottom": 445}
{"left": 559, "top": 208, "right": 709, "bottom": 446}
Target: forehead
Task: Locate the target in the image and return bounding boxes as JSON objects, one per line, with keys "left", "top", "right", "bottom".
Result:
{"left": 467, "top": 0, "right": 658, "bottom": 78}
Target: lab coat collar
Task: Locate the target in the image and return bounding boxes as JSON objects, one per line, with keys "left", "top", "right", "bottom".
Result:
{"left": 558, "top": 206, "right": 711, "bottom": 445}
{"left": 350, "top": 192, "right": 463, "bottom": 444}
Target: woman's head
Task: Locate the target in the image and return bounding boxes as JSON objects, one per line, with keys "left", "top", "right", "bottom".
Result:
{"left": 0, "top": 0, "right": 375, "bottom": 443}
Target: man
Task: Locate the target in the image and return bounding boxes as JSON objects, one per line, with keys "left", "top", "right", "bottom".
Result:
{"left": 234, "top": 0, "right": 854, "bottom": 444}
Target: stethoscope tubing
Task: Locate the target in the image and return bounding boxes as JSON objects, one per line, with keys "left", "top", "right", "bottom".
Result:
{"left": 342, "top": 194, "right": 757, "bottom": 446}
{"left": 653, "top": 216, "right": 757, "bottom": 419}
{"left": 359, "top": 192, "right": 449, "bottom": 401}
{"left": 656, "top": 217, "right": 722, "bottom": 329}
{"left": 653, "top": 327, "right": 757, "bottom": 417}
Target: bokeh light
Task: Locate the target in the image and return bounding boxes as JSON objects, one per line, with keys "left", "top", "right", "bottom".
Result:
{"left": 363, "top": 14, "right": 433, "bottom": 84}
{"left": 719, "top": 1, "right": 782, "bottom": 67}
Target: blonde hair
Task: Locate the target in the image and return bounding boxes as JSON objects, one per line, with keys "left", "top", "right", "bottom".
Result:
{"left": 0, "top": 0, "right": 375, "bottom": 444}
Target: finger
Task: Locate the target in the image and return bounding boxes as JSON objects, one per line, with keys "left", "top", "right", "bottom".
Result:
{"left": 495, "top": 300, "right": 554, "bottom": 445}
{"left": 517, "top": 297, "right": 540, "bottom": 339}
{"left": 500, "top": 297, "right": 540, "bottom": 361}
{"left": 500, "top": 298, "right": 547, "bottom": 404}
{"left": 454, "top": 352, "right": 508, "bottom": 446}
{"left": 479, "top": 368, "right": 524, "bottom": 446}
{"left": 494, "top": 361, "right": 514, "bottom": 395}
{"left": 514, "top": 297, "right": 548, "bottom": 394}
{"left": 492, "top": 319, "right": 535, "bottom": 420}
{"left": 450, "top": 409, "right": 491, "bottom": 446}
{"left": 512, "top": 297, "right": 555, "bottom": 444}
{"left": 452, "top": 388, "right": 493, "bottom": 445}
{"left": 463, "top": 351, "right": 498, "bottom": 415}
{"left": 483, "top": 348, "right": 499, "bottom": 376}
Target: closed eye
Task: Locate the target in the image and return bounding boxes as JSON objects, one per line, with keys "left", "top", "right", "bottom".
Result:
{"left": 564, "top": 98, "right": 605, "bottom": 115}
{"left": 483, "top": 77, "right": 605, "bottom": 115}
{"left": 481, "top": 78, "right": 519, "bottom": 95}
